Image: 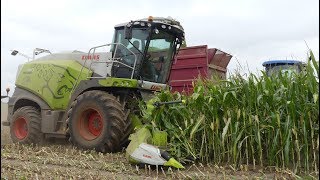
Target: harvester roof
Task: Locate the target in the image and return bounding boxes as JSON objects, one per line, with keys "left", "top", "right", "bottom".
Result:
{"left": 262, "top": 60, "right": 304, "bottom": 67}
{"left": 114, "top": 16, "right": 184, "bottom": 32}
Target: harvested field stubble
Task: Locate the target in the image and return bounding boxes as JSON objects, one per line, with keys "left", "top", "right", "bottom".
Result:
{"left": 1, "top": 143, "right": 307, "bottom": 179}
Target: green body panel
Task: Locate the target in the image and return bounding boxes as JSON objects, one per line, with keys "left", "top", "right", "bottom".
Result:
{"left": 126, "top": 126, "right": 152, "bottom": 158}
{"left": 163, "top": 158, "right": 185, "bottom": 169}
{"left": 151, "top": 130, "right": 167, "bottom": 147}
{"left": 130, "top": 114, "right": 143, "bottom": 130}
{"left": 98, "top": 78, "right": 138, "bottom": 88}
{"left": 15, "top": 60, "right": 92, "bottom": 110}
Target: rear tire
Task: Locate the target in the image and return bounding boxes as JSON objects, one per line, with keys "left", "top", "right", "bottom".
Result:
{"left": 66, "top": 90, "right": 127, "bottom": 153}
{"left": 10, "top": 106, "right": 43, "bottom": 144}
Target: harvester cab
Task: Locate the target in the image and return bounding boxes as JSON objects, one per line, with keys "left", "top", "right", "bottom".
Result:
{"left": 84, "top": 16, "right": 185, "bottom": 92}
{"left": 262, "top": 60, "right": 306, "bottom": 77}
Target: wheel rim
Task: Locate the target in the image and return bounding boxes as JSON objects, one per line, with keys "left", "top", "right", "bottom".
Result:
{"left": 14, "top": 117, "right": 28, "bottom": 140}
{"left": 78, "top": 109, "right": 103, "bottom": 140}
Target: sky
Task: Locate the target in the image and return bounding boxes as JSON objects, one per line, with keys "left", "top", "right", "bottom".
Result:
{"left": 1, "top": 0, "right": 319, "bottom": 96}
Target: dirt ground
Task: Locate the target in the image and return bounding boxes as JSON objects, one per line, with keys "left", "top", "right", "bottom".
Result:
{"left": 1, "top": 102, "right": 317, "bottom": 179}
{"left": 1, "top": 143, "right": 296, "bottom": 180}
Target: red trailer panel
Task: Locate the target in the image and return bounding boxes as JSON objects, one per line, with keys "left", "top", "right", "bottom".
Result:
{"left": 169, "top": 45, "right": 232, "bottom": 94}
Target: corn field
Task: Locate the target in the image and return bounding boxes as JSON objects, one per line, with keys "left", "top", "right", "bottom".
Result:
{"left": 143, "top": 50, "right": 319, "bottom": 174}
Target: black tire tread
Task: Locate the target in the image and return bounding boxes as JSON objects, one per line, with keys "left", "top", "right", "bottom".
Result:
{"left": 67, "top": 90, "right": 128, "bottom": 153}
{"left": 10, "top": 106, "right": 43, "bottom": 144}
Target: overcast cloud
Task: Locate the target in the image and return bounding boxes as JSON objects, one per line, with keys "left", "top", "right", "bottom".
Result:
{"left": 1, "top": 0, "right": 319, "bottom": 96}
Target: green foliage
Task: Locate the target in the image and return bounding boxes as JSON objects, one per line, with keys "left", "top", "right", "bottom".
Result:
{"left": 141, "top": 50, "right": 319, "bottom": 173}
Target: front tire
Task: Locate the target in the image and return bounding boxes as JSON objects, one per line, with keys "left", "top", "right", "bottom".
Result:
{"left": 10, "top": 106, "right": 43, "bottom": 144}
{"left": 66, "top": 90, "right": 127, "bottom": 153}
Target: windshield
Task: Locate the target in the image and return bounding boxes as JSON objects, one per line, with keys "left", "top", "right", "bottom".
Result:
{"left": 140, "top": 30, "right": 176, "bottom": 83}
{"left": 266, "top": 64, "right": 301, "bottom": 76}
{"left": 111, "top": 28, "right": 149, "bottom": 78}
{"left": 112, "top": 28, "right": 148, "bottom": 63}
{"left": 112, "top": 27, "right": 178, "bottom": 83}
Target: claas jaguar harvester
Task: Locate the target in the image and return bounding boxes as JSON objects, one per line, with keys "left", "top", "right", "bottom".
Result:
{"left": 3, "top": 16, "right": 185, "bottom": 154}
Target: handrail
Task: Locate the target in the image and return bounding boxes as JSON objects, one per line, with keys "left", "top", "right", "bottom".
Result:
{"left": 72, "top": 43, "right": 138, "bottom": 91}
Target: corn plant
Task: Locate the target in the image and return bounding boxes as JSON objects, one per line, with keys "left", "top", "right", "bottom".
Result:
{"left": 143, "top": 50, "right": 319, "bottom": 173}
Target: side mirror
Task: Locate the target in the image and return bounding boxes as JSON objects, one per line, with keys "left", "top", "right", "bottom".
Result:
{"left": 124, "top": 24, "right": 132, "bottom": 39}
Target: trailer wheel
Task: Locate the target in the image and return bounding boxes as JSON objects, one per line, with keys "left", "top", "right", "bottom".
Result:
{"left": 10, "top": 106, "right": 43, "bottom": 144}
{"left": 66, "top": 90, "right": 126, "bottom": 153}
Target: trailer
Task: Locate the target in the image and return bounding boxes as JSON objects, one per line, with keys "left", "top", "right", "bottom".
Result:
{"left": 169, "top": 45, "right": 232, "bottom": 94}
